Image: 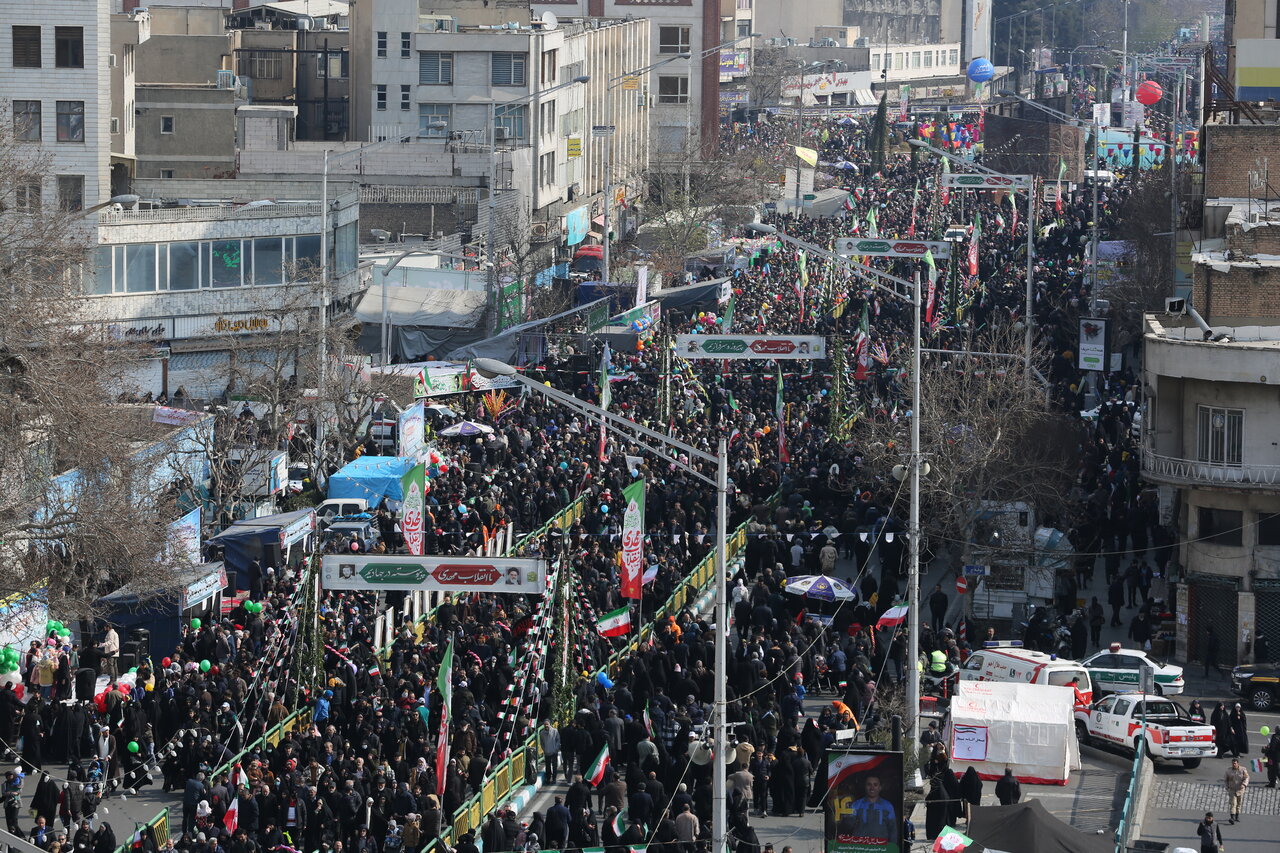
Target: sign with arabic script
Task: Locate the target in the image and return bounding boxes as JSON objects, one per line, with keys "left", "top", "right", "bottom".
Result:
{"left": 674, "top": 335, "right": 827, "bottom": 360}
{"left": 320, "top": 556, "right": 545, "bottom": 594}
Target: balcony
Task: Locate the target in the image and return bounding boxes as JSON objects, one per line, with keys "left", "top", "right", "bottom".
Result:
{"left": 1142, "top": 447, "right": 1280, "bottom": 490}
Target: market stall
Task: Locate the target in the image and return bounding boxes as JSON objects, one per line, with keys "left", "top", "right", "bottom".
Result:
{"left": 948, "top": 680, "right": 1080, "bottom": 784}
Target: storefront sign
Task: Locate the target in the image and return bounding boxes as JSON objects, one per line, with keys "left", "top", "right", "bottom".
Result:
{"left": 321, "top": 556, "right": 546, "bottom": 595}
{"left": 675, "top": 335, "right": 827, "bottom": 360}
{"left": 567, "top": 137, "right": 582, "bottom": 158}
{"left": 279, "top": 511, "right": 317, "bottom": 548}
{"left": 181, "top": 565, "right": 225, "bottom": 612}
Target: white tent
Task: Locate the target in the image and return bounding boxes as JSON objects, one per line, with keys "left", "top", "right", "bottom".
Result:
{"left": 948, "top": 680, "right": 1080, "bottom": 785}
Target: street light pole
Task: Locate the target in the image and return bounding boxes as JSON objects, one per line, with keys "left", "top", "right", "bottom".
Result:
{"left": 906, "top": 268, "right": 923, "bottom": 740}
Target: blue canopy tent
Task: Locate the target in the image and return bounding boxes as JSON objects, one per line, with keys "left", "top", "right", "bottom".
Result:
{"left": 327, "top": 456, "right": 415, "bottom": 506}
{"left": 205, "top": 509, "right": 317, "bottom": 587}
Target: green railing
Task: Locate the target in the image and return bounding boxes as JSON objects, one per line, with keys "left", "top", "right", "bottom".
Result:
{"left": 1115, "top": 735, "right": 1149, "bottom": 853}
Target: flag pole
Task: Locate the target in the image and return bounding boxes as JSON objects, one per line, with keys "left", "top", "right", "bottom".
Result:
{"left": 906, "top": 268, "right": 922, "bottom": 748}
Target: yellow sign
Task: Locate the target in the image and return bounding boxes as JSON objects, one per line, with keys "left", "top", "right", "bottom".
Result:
{"left": 614, "top": 186, "right": 626, "bottom": 206}
{"left": 567, "top": 137, "right": 582, "bottom": 158}
{"left": 622, "top": 76, "right": 640, "bottom": 91}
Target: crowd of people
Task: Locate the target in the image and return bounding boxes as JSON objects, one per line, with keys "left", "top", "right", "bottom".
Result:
{"left": 0, "top": 97, "right": 1205, "bottom": 853}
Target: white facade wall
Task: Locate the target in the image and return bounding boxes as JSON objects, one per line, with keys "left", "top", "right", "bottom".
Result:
{"left": 0, "top": 0, "right": 113, "bottom": 207}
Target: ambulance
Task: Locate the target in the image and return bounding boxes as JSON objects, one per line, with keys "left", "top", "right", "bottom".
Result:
{"left": 959, "top": 641, "right": 1094, "bottom": 707}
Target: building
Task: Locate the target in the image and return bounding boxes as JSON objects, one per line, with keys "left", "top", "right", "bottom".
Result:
{"left": 78, "top": 184, "right": 365, "bottom": 398}
{"left": 1141, "top": 196, "right": 1280, "bottom": 668}
{"left": 0, "top": 0, "right": 115, "bottom": 210}
{"left": 842, "top": 0, "right": 991, "bottom": 67}
{"left": 747, "top": 0, "right": 846, "bottom": 44}
{"left": 1224, "top": 0, "right": 1279, "bottom": 95}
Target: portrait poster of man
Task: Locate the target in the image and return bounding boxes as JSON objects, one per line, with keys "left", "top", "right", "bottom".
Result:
{"left": 825, "top": 750, "right": 904, "bottom": 853}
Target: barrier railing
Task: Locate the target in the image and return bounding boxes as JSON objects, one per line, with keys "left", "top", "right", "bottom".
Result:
{"left": 1115, "top": 735, "right": 1149, "bottom": 853}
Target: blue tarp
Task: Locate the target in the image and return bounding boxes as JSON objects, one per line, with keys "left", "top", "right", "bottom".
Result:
{"left": 328, "top": 456, "right": 414, "bottom": 504}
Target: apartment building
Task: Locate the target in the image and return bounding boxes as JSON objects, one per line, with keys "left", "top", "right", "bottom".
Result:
{"left": 1, "top": 0, "right": 114, "bottom": 211}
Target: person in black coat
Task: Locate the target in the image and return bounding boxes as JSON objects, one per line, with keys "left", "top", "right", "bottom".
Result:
{"left": 924, "top": 780, "right": 949, "bottom": 840}
{"left": 544, "top": 797, "right": 571, "bottom": 849}
{"left": 995, "top": 768, "right": 1021, "bottom": 805}
{"left": 958, "top": 766, "right": 983, "bottom": 822}
{"left": 480, "top": 813, "right": 506, "bottom": 853}
{"left": 1211, "top": 702, "right": 1232, "bottom": 757}
{"left": 1229, "top": 704, "right": 1250, "bottom": 757}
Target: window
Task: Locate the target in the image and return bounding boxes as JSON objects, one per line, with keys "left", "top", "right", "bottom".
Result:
{"left": 494, "top": 104, "right": 526, "bottom": 139}
{"left": 1199, "top": 506, "right": 1243, "bottom": 547}
{"left": 159, "top": 169, "right": 174, "bottom": 179}
{"left": 491, "top": 52, "right": 526, "bottom": 86}
{"left": 13, "top": 100, "right": 40, "bottom": 141}
{"left": 57, "top": 175, "right": 83, "bottom": 211}
{"left": 335, "top": 222, "right": 357, "bottom": 274}
{"left": 539, "top": 99, "right": 556, "bottom": 137}
{"left": 110, "top": 117, "right": 119, "bottom": 134}
{"left": 293, "top": 234, "right": 322, "bottom": 272}
{"left": 210, "top": 240, "right": 243, "bottom": 287}
{"left": 1113, "top": 655, "right": 1143, "bottom": 669}
{"left": 253, "top": 238, "right": 284, "bottom": 286}
{"left": 55, "top": 27, "right": 83, "bottom": 68}
{"left": 894, "top": 53, "right": 904, "bottom": 71}
{"left": 418, "top": 103, "right": 450, "bottom": 137}
{"left": 924, "top": 51, "right": 933, "bottom": 68}
{"left": 56, "top": 101, "right": 84, "bottom": 142}
{"left": 738, "top": 21, "right": 752, "bottom": 38}
{"left": 400, "top": 85, "right": 410, "bottom": 111}
{"left": 12, "top": 26, "right": 40, "bottom": 68}
{"left": 658, "top": 26, "right": 691, "bottom": 54}
{"left": 125, "top": 244, "right": 156, "bottom": 293}
{"left": 1113, "top": 698, "right": 1131, "bottom": 717}
{"left": 1197, "top": 406, "right": 1243, "bottom": 466}
{"left": 160, "top": 116, "right": 175, "bottom": 134}
{"left": 14, "top": 179, "right": 40, "bottom": 213}
{"left": 871, "top": 54, "right": 880, "bottom": 71}
{"left": 375, "top": 85, "right": 387, "bottom": 111}
{"left": 241, "top": 51, "right": 282, "bottom": 79}
{"left": 658, "top": 75, "right": 689, "bottom": 104}
{"left": 539, "top": 151, "right": 556, "bottom": 186}
{"left": 912, "top": 52, "right": 921, "bottom": 69}
{"left": 419, "top": 51, "right": 453, "bottom": 84}
{"left": 963, "top": 654, "right": 984, "bottom": 671}
{"left": 168, "top": 242, "right": 200, "bottom": 290}
{"left": 1259, "top": 513, "right": 1280, "bottom": 547}
{"left": 949, "top": 49, "right": 959, "bottom": 65}
{"left": 401, "top": 32, "right": 411, "bottom": 58}
{"left": 317, "top": 51, "right": 348, "bottom": 79}
{"left": 376, "top": 32, "right": 387, "bottom": 58}
{"left": 541, "top": 49, "right": 558, "bottom": 84}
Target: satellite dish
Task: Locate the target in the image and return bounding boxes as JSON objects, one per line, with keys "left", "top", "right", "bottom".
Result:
{"left": 541, "top": 10, "right": 558, "bottom": 30}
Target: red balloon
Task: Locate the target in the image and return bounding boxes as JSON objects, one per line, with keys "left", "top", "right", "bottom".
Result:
{"left": 13, "top": 685, "right": 24, "bottom": 700}
{"left": 119, "top": 683, "right": 131, "bottom": 694}
{"left": 162, "top": 657, "right": 172, "bottom": 668}
{"left": 1136, "top": 80, "right": 1163, "bottom": 106}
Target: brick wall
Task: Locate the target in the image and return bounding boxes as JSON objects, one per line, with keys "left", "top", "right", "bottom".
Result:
{"left": 1225, "top": 221, "right": 1280, "bottom": 257}
{"left": 1204, "top": 124, "right": 1280, "bottom": 199}
{"left": 1193, "top": 262, "right": 1280, "bottom": 322}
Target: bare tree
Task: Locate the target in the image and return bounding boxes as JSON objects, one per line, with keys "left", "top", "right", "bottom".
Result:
{"left": 0, "top": 113, "right": 195, "bottom": 617}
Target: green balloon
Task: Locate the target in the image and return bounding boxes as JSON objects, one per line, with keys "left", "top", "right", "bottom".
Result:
{"left": 127, "top": 741, "right": 140, "bottom": 753}
{"left": 199, "top": 660, "right": 211, "bottom": 672}
{"left": 190, "top": 618, "right": 201, "bottom": 631}
{"left": 128, "top": 667, "right": 138, "bottom": 674}
{"left": 1263, "top": 725, "right": 1272, "bottom": 737}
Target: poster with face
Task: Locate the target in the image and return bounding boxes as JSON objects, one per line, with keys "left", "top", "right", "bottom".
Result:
{"left": 826, "top": 750, "right": 904, "bottom": 853}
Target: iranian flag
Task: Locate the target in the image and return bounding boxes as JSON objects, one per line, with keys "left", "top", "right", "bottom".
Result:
{"left": 775, "top": 365, "right": 789, "bottom": 464}
{"left": 401, "top": 462, "right": 426, "bottom": 556}
{"left": 223, "top": 795, "right": 239, "bottom": 833}
{"left": 596, "top": 606, "right": 631, "bottom": 638}
{"left": 876, "top": 604, "right": 909, "bottom": 630}
{"left": 599, "top": 343, "right": 612, "bottom": 463}
{"left": 1055, "top": 157, "right": 1066, "bottom": 214}
{"left": 933, "top": 826, "right": 973, "bottom": 853}
{"left": 620, "top": 478, "right": 645, "bottom": 599}
{"left": 435, "top": 638, "right": 454, "bottom": 796}
{"left": 585, "top": 744, "right": 611, "bottom": 786}
{"left": 611, "top": 808, "right": 630, "bottom": 837}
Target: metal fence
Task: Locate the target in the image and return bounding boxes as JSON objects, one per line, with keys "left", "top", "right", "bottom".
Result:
{"left": 1115, "top": 736, "right": 1150, "bottom": 853}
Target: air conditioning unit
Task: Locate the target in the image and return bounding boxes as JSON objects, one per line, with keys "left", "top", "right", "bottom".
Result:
{"left": 493, "top": 127, "right": 510, "bottom": 140}
{"left": 108, "top": 53, "right": 117, "bottom": 68}
{"left": 531, "top": 222, "right": 550, "bottom": 239}
{"left": 216, "top": 70, "right": 236, "bottom": 90}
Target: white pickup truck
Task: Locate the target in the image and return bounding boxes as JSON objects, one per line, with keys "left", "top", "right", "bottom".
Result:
{"left": 1074, "top": 693, "right": 1216, "bottom": 768}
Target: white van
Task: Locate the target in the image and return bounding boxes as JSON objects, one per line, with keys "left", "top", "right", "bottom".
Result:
{"left": 960, "top": 642, "right": 1094, "bottom": 707}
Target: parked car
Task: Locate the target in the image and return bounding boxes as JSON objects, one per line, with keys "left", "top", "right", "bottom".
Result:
{"left": 1080, "top": 645, "right": 1186, "bottom": 695}
{"left": 1230, "top": 662, "right": 1280, "bottom": 710}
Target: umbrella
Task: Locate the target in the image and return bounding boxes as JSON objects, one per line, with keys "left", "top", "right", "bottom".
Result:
{"left": 439, "top": 421, "right": 493, "bottom": 437}
{"left": 425, "top": 404, "right": 458, "bottom": 418}
{"left": 784, "top": 575, "right": 857, "bottom": 602}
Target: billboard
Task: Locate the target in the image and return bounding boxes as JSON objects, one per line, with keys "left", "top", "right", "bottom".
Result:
{"left": 835, "top": 238, "right": 952, "bottom": 259}
{"left": 720, "top": 50, "right": 750, "bottom": 77}
{"left": 1078, "top": 317, "right": 1109, "bottom": 372}
{"left": 938, "top": 174, "right": 1032, "bottom": 191}
{"left": 1235, "top": 39, "right": 1280, "bottom": 101}
{"left": 964, "top": 0, "right": 993, "bottom": 65}
{"left": 826, "top": 750, "right": 904, "bottom": 853}
{"left": 321, "top": 556, "right": 546, "bottom": 595}
{"left": 398, "top": 402, "right": 425, "bottom": 459}
{"left": 675, "top": 335, "right": 827, "bottom": 360}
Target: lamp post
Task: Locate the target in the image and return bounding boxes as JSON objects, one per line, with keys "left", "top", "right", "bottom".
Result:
{"left": 471, "top": 357, "right": 731, "bottom": 853}
{"left": 906, "top": 138, "right": 1036, "bottom": 381}
{"left": 602, "top": 57, "right": 688, "bottom": 288}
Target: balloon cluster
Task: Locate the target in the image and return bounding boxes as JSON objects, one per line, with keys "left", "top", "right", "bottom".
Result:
{"left": 243, "top": 601, "right": 265, "bottom": 614}
{"left": 0, "top": 647, "right": 19, "bottom": 673}
{"left": 46, "top": 620, "right": 72, "bottom": 640}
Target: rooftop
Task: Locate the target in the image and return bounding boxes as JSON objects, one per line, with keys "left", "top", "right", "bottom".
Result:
{"left": 1144, "top": 314, "right": 1280, "bottom": 348}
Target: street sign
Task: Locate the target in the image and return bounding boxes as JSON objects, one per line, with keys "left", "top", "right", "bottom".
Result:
{"left": 621, "top": 76, "right": 640, "bottom": 91}
{"left": 592, "top": 125, "right": 616, "bottom": 137}
{"left": 1139, "top": 664, "right": 1156, "bottom": 694}
{"left": 1141, "top": 57, "right": 1194, "bottom": 70}
{"left": 321, "top": 555, "right": 546, "bottom": 595}
{"left": 834, "top": 238, "right": 952, "bottom": 259}
{"left": 939, "top": 173, "right": 1033, "bottom": 190}
{"left": 674, "top": 334, "right": 827, "bottom": 360}
{"left": 566, "top": 137, "right": 582, "bottom": 158}
{"left": 962, "top": 564, "right": 991, "bottom": 577}
{"left": 956, "top": 576, "right": 970, "bottom": 594}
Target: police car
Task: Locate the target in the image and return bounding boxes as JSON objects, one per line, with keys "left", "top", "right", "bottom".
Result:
{"left": 1080, "top": 643, "right": 1186, "bottom": 696}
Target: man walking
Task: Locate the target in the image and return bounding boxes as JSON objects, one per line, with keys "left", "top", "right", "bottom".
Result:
{"left": 1196, "top": 812, "right": 1222, "bottom": 853}
{"left": 928, "top": 584, "right": 949, "bottom": 634}
{"left": 1224, "top": 757, "right": 1249, "bottom": 824}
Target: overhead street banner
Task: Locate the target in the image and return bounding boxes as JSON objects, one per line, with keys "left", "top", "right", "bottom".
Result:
{"left": 321, "top": 556, "right": 545, "bottom": 594}
{"left": 675, "top": 335, "right": 827, "bottom": 359}
{"left": 939, "top": 173, "right": 1033, "bottom": 190}
{"left": 834, "top": 238, "right": 952, "bottom": 259}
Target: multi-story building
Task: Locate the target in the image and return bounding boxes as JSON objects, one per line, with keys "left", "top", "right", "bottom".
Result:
{"left": 1142, "top": 196, "right": 1280, "bottom": 668}
{"left": 1, "top": 0, "right": 115, "bottom": 211}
